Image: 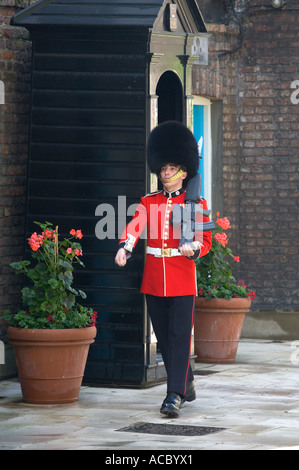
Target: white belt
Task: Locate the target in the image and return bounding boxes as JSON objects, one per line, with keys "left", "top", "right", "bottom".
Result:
{"left": 146, "top": 246, "right": 181, "bottom": 258}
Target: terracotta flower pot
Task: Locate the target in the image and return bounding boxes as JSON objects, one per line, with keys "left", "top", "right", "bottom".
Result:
{"left": 7, "top": 326, "right": 96, "bottom": 404}
{"left": 194, "top": 297, "right": 251, "bottom": 364}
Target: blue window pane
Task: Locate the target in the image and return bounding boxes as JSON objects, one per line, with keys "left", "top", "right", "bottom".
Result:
{"left": 193, "top": 105, "right": 204, "bottom": 197}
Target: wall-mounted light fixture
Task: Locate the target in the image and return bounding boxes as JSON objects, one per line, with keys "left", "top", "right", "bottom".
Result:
{"left": 271, "top": 0, "right": 284, "bottom": 8}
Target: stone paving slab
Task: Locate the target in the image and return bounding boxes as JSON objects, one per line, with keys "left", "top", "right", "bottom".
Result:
{"left": 1, "top": 340, "right": 299, "bottom": 451}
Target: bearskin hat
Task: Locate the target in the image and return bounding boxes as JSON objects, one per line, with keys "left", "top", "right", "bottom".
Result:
{"left": 147, "top": 121, "right": 199, "bottom": 182}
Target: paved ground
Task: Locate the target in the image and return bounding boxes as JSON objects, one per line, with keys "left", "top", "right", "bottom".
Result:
{"left": 1, "top": 339, "right": 299, "bottom": 451}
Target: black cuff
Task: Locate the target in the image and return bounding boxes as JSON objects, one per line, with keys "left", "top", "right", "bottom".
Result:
{"left": 119, "top": 242, "right": 135, "bottom": 250}
{"left": 186, "top": 248, "right": 201, "bottom": 260}
{"left": 118, "top": 241, "right": 135, "bottom": 253}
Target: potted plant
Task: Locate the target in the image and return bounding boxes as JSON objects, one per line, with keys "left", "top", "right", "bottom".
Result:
{"left": 3, "top": 221, "right": 97, "bottom": 404}
{"left": 194, "top": 214, "right": 256, "bottom": 363}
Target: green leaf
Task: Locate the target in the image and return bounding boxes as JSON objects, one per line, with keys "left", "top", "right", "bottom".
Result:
{"left": 78, "top": 290, "right": 87, "bottom": 299}
{"left": 48, "top": 278, "right": 59, "bottom": 289}
{"left": 66, "top": 285, "right": 78, "bottom": 295}
{"left": 62, "top": 295, "right": 76, "bottom": 308}
{"left": 10, "top": 260, "right": 31, "bottom": 271}
{"left": 59, "top": 259, "right": 73, "bottom": 269}
{"left": 58, "top": 270, "right": 73, "bottom": 286}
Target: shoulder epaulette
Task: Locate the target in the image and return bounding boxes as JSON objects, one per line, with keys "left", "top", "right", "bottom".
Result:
{"left": 143, "top": 190, "right": 162, "bottom": 198}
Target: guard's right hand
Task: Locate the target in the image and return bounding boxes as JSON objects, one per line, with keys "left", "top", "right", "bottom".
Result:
{"left": 115, "top": 248, "right": 128, "bottom": 267}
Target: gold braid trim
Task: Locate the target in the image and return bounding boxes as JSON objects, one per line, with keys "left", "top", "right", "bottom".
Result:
{"left": 160, "top": 168, "right": 184, "bottom": 184}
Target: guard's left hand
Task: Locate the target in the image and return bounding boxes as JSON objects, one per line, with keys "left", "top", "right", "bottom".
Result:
{"left": 179, "top": 244, "right": 195, "bottom": 258}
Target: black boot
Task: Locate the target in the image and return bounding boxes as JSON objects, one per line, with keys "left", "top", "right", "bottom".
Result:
{"left": 181, "top": 381, "right": 196, "bottom": 405}
{"left": 160, "top": 392, "right": 181, "bottom": 418}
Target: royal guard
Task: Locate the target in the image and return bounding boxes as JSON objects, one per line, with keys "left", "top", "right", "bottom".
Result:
{"left": 115, "top": 121, "right": 212, "bottom": 418}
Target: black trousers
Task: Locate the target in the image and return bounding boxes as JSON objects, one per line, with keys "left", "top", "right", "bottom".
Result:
{"left": 146, "top": 294, "right": 195, "bottom": 397}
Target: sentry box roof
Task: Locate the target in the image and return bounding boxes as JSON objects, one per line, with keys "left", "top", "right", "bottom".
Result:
{"left": 11, "top": 0, "right": 207, "bottom": 33}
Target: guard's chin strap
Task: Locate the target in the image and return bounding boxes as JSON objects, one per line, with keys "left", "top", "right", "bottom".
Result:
{"left": 160, "top": 168, "right": 184, "bottom": 184}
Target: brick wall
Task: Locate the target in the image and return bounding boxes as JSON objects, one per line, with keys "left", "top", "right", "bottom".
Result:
{"left": 0, "top": 0, "right": 36, "bottom": 341}
{"left": 193, "top": 2, "right": 299, "bottom": 314}
{"left": 238, "top": 6, "right": 299, "bottom": 311}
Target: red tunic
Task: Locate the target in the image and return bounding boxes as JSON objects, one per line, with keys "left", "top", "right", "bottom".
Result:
{"left": 119, "top": 188, "right": 212, "bottom": 297}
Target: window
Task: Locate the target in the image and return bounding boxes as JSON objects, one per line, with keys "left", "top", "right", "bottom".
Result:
{"left": 193, "top": 96, "right": 212, "bottom": 210}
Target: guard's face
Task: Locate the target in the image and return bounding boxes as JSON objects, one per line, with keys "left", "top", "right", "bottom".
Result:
{"left": 160, "top": 164, "right": 187, "bottom": 190}
{"left": 160, "top": 164, "right": 180, "bottom": 181}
